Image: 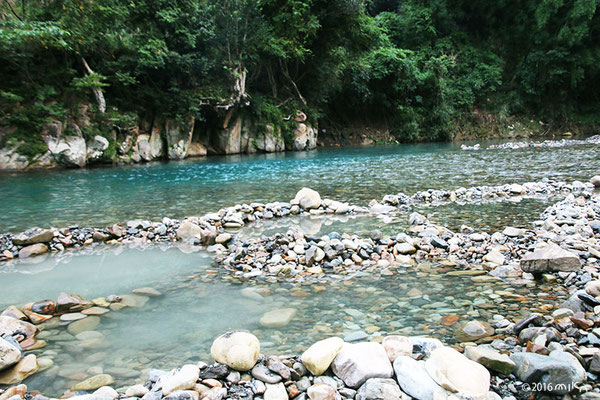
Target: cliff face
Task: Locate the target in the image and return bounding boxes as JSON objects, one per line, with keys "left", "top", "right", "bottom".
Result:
{"left": 0, "top": 111, "right": 318, "bottom": 171}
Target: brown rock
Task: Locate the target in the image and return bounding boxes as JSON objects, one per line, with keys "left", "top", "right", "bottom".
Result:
{"left": 12, "top": 228, "right": 54, "bottom": 245}
{"left": 0, "top": 355, "right": 39, "bottom": 384}
{"left": 31, "top": 300, "right": 55, "bottom": 315}
{"left": 18, "top": 244, "right": 48, "bottom": 258}
{"left": 0, "top": 316, "right": 37, "bottom": 341}
{"left": 0, "top": 384, "right": 27, "bottom": 400}
{"left": 1, "top": 307, "right": 27, "bottom": 321}
{"left": 22, "top": 311, "right": 52, "bottom": 325}
{"left": 55, "top": 293, "right": 92, "bottom": 313}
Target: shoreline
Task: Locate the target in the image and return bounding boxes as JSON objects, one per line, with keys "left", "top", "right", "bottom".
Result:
{"left": 0, "top": 177, "right": 599, "bottom": 398}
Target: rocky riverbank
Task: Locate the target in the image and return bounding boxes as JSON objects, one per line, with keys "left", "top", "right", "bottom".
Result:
{"left": 1, "top": 177, "right": 600, "bottom": 399}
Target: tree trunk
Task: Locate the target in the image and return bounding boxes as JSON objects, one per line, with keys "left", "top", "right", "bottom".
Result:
{"left": 81, "top": 57, "right": 106, "bottom": 113}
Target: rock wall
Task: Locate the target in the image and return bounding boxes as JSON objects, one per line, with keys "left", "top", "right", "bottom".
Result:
{"left": 0, "top": 111, "right": 318, "bottom": 171}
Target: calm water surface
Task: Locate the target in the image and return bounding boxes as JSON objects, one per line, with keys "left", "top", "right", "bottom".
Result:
{"left": 1, "top": 141, "right": 598, "bottom": 232}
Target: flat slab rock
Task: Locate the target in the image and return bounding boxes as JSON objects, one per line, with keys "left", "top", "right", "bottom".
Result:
{"left": 520, "top": 243, "right": 581, "bottom": 273}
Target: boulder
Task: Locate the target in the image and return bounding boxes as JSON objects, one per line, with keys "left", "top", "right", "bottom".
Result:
{"left": 256, "top": 125, "right": 285, "bottom": 153}
{"left": 0, "top": 338, "right": 21, "bottom": 371}
{"left": 46, "top": 134, "right": 87, "bottom": 168}
{"left": 454, "top": 320, "right": 494, "bottom": 342}
{"left": 0, "top": 355, "right": 39, "bottom": 384}
{"left": 521, "top": 243, "right": 581, "bottom": 273}
{"left": 259, "top": 308, "right": 296, "bottom": 328}
{"left": 301, "top": 337, "right": 345, "bottom": 376}
{"left": 332, "top": 342, "right": 393, "bottom": 388}
{"left": 55, "top": 292, "right": 92, "bottom": 313}
{"left": 510, "top": 350, "right": 586, "bottom": 395}
{"left": 18, "top": 244, "right": 48, "bottom": 258}
{"left": 294, "top": 188, "right": 322, "bottom": 210}
{"left": 0, "top": 384, "right": 27, "bottom": 400}
{"left": 71, "top": 374, "right": 115, "bottom": 391}
{"left": 12, "top": 228, "right": 54, "bottom": 245}
{"left": 210, "top": 331, "right": 260, "bottom": 371}
{"left": 149, "top": 124, "right": 165, "bottom": 159}
{"left": 394, "top": 356, "right": 446, "bottom": 400}
{"left": 160, "top": 365, "right": 200, "bottom": 396}
{"left": 424, "top": 347, "right": 490, "bottom": 396}
{"left": 356, "top": 378, "right": 405, "bottom": 400}
{"left": 464, "top": 345, "right": 516, "bottom": 375}
{"left": 137, "top": 134, "right": 153, "bottom": 161}
{"left": 67, "top": 316, "right": 100, "bottom": 335}
{"left": 591, "top": 175, "right": 600, "bottom": 188}
{"left": 307, "top": 383, "right": 336, "bottom": 400}
{"left": 86, "top": 135, "right": 109, "bottom": 161}
{"left": 176, "top": 221, "right": 203, "bottom": 242}
{"left": 291, "top": 123, "right": 317, "bottom": 151}
{"left": 0, "top": 147, "right": 29, "bottom": 170}
{"left": 0, "top": 316, "right": 37, "bottom": 341}
{"left": 382, "top": 336, "right": 412, "bottom": 362}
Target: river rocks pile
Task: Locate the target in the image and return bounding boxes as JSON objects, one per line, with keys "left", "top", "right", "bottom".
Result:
{"left": 375, "top": 179, "right": 594, "bottom": 209}
{"left": 0, "top": 288, "right": 161, "bottom": 392}
{"left": 461, "top": 134, "right": 600, "bottom": 151}
{"left": 0, "top": 188, "right": 361, "bottom": 263}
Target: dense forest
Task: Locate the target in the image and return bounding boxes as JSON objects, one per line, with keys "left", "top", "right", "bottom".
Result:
{"left": 1, "top": 0, "right": 599, "bottom": 162}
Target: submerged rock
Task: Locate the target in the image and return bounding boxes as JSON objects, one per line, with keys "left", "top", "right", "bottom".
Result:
{"left": 453, "top": 320, "right": 494, "bottom": 342}
{"left": 18, "top": 244, "right": 48, "bottom": 258}
{"left": 72, "top": 374, "right": 115, "bottom": 391}
{"left": 259, "top": 308, "right": 297, "bottom": 328}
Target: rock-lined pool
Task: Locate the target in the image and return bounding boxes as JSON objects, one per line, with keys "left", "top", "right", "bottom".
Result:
{"left": 1, "top": 246, "right": 567, "bottom": 396}
{"left": 1, "top": 140, "right": 598, "bottom": 232}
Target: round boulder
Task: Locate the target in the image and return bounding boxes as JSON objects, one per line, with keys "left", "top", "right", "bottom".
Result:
{"left": 210, "top": 331, "right": 260, "bottom": 371}
{"left": 293, "top": 188, "right": 322, "bottom": 210}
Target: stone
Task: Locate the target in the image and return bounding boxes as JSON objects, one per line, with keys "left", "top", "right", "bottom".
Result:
{"left": 46, "top": 134, "right": 87, "bottom": 168}
{"left": 0, "top": 355, "right": 39, "bottom": 384}
{"left": 510, "top": 350, "right": 586, "bottom": 395}
{"left": 31, "top": 300, "right": 54, "bottom": 315}
{"left": 187, "top": 142, "right": 207, "bottom": 158}
{"left": 586, "top": 280, "right": 600, "bottom": 297}
{"left": 12, "top": 228, "right": 54, "bottom": 245}
{"left": 67, "top": 316, "right": 100, "bottom": 335}
{"left": 176, "top": 221, "right": 203, "bottom": 241}
{"left": 215, "top": 233, "right": 232, "bottom": 244}
{"left": 307, "top": 383, "right": 336, "bottom": 400}
{"left": 0, "top": 384, "right": 26, "bottom": 400}
{"left": 483, "top": 251, "right": 505, "bottom": 265}
{"left": 591, "top": 175, "right": 600, "bottom": 187}
{"left": 454, "top": 320, "right": 494, "bottom": 342}
{"left": 132, "top": 287, "right": 162, "bottom": 297}
{"left": 301, "top": 337, "right": 344, "bottom": 376}
{"left": 0, "top": 338, "right": 21, "bottom": 371}
{"left": 394, "top": 243, "right": 416, "bottom": 255}
{"left": 502, "top": 227, "right": 525, "bottom": 237}
{"left": 382, "top": 336, "right": 412, "bottom": 362}
{"left": 0, "top": 316, "right": 37, "bottom": 340}
{"left": 294, "top": 188, "right": 322, "bottom": 210}
{"left": 161, "top": 365, "right": 200, "bottom": 396}
{"left": 264, "top": 383, "right": 288, "bottom": 400}
{"left": 93, "top": 386, "right": 119, "bottom": 400}
{"left": 259, "top": 308, "right": 297, "bottom": 328}
{"left": 199, "top": 388, "right": 225, "bottom": 400}
{"left": 521, "top": 243, "right": 581, "bottom": 273}
{"left": 332, "top": 342, "right": 393, "bottom": 388}
{"left": 1, "top": 307, "right": 26, "bottom": 320}
{"left": 424, "top": 347, "right": 490, "bottom": 396}
{"left": 71, "top": 374, "right": 115, "bottom": 391}
{"left": 292, "top": 123, "right": 317, "bottom": 151}
{"left": 356, "top": 378, "right": 405, "bottom": 400}
{"left": 464, "top": 345, "right": 516, "bottom": 375}
{"left": 251, "top": 363, "right": 282, "bottom": 384}
{"left": 125, "top": 384, "right": 149, "bottom": 397}
{"left": 393, "top": 356, "right": 444, "bottom": 400}
{"left": 56, "top": 293, "right": 92, "bottom": 313}
{"left": 87, "top": 135, "right": 109, "bottom": 161}
{"left": 18, "top": 244, "right": 48, "bottom": 258}
{"left": 60, "top": 312, "right": 87, "bottom": 322}
{"left": 82, "top": 307, "right": 110, "bottom": 316}
{"left": 210, "top": 331, "right": 260, "bottom": 371}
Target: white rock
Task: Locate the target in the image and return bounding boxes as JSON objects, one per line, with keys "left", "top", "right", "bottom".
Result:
{"left": 591, "top": 175, "right": 600, "bottom": 187}
{"left": 301, "top": 337, "right": 345, "bottom": 376}
{"left": 332, "top": 342, "right": 393, "bottom": 388}
{"left": 307, "top": 383, "right": 336, "bottom": 400}
{"left": 382, "top": 336, "right": 412, "bottom": 362}
{"left": 125, "top": 384, "right": 149, "bottom": 397}
{"left": 393, "top": 356, "right": 446, "bottom": 400}
{"left": 210, "top": 331, "right": 260, "bottom": 371}
{"left": 264, "top": 382, "right": 288, "bottom": 400}
{"left": 424, "top": 347, "right": 490, "bottom": 396}
{"left": 93, "top": 386, "right": 119, "bottom": 399}
{"left": 0, "top": 338, "right": 21, "bottom": 371}
{"left": 294, "top": 188, "right": 322, "bottom": 210}
{"left": 160, "top": 364, "right": 200, "bottom": 396}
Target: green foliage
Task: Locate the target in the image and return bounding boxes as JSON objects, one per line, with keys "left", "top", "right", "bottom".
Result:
{"left": 0, "top": 0, "right": 599, "bottom": 149}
